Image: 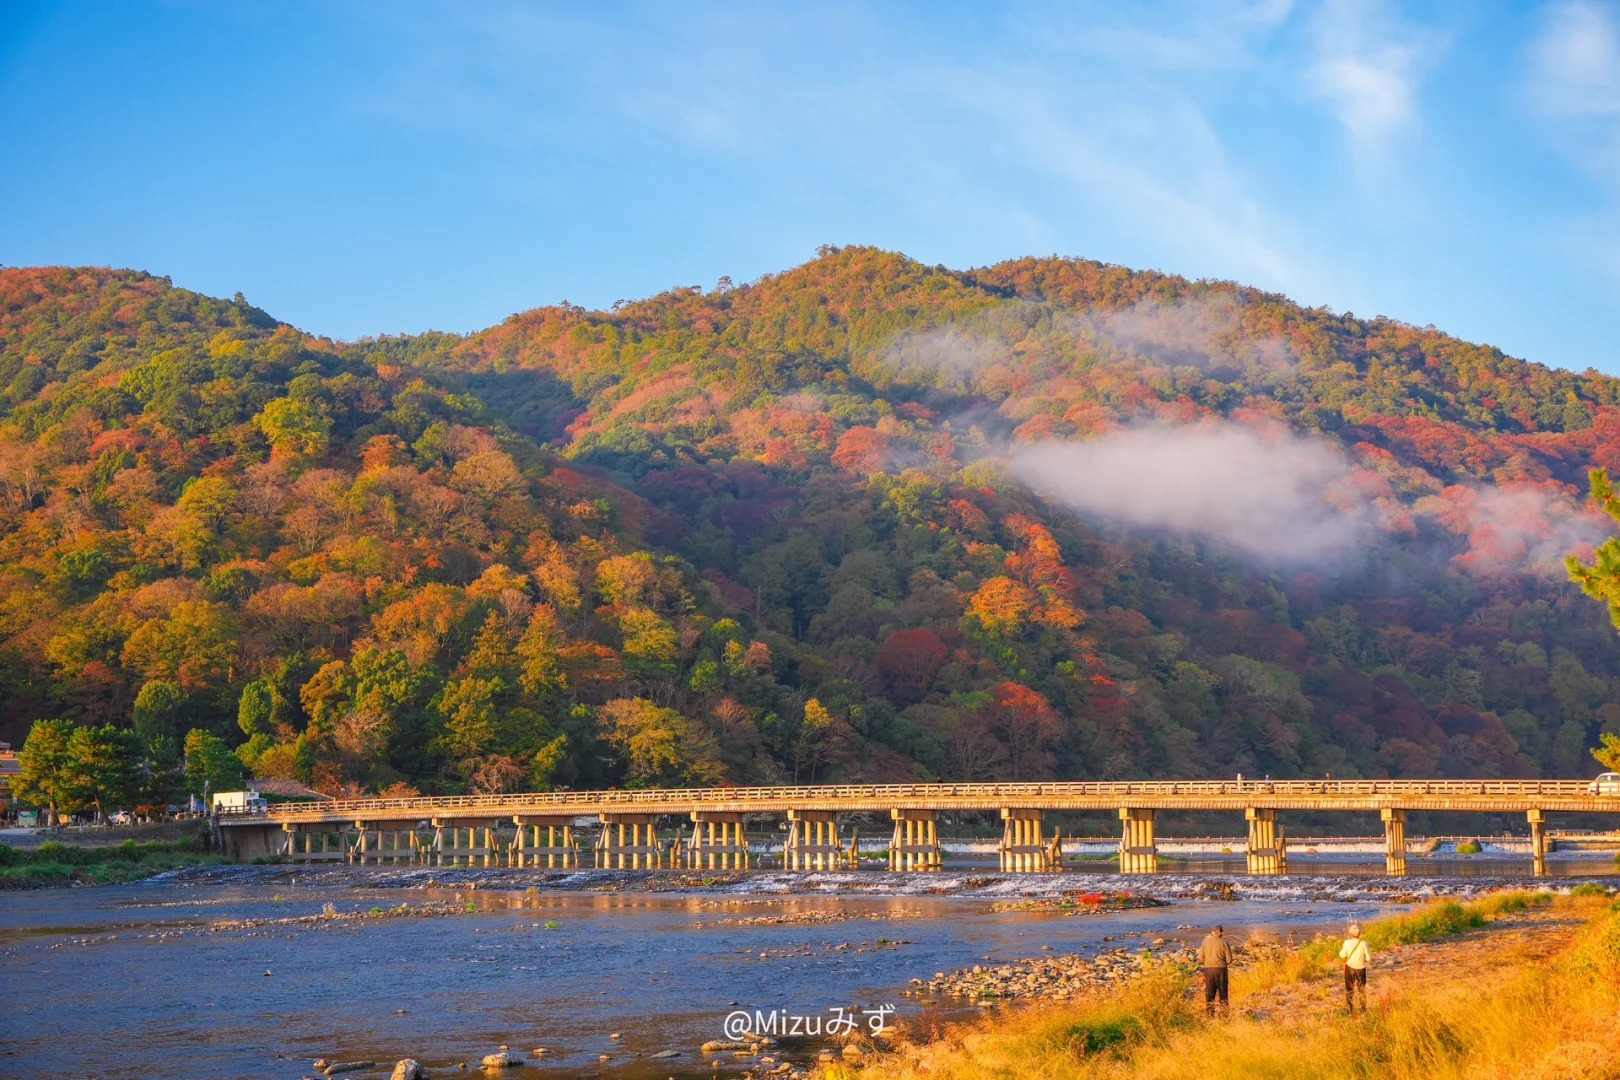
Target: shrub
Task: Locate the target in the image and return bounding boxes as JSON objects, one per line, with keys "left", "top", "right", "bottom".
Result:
{"left": 1065, "top": 1015, "right": 1142, "bottom": 1055}
{"left": 1455, "top": 839, "right": 1482, "bottom": 855}
{"left": 1565, "top": 906, "right": 1620, "bottom": 979}
{"left": 0, "top": 844, "right": 17, "bottom": 867}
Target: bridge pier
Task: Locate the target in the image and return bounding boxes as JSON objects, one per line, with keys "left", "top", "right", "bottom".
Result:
{"left": 431, "top": 818, "right": 502, "bottom": 866}
{"left": 1118, "top": 807, "right": 1157, "bottom": 873}
{"left": 889, "top": 809, "right": 942, "bottom": 871}
{"left": 687, "top": 812, "right": 751, "bottom": 870}
{"left": 597, "top": 814, "right": 663, "bottom": 869}
{"left": 511, "top": 815, "right": 579, "bottom": 868}
{"left": 1528, "top": 808, "right": 1546, "bottom": 877}
{"left": 785, "top": 810, "right": 848, "bottom": 869}
{"left": 1244, "top": 808, "right": 1286, "bottom": 874}
{"left": 349, "top": 823, "right": 420, "bottom": 865}
{"left": 282, "top": 824, "right": 347, "bottom": 862}
{"left": 216, "top": 821, "right": 282, "bottom": 862}
{"left": 999, "top": 809, "right": 1057, "bottom": 872}
{"left": 1382, "top": 809, "right": 1408, "bottom": 876}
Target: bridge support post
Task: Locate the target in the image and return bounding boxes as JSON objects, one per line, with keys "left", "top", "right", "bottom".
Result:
{"left": 353, "top": 824, "right": 372, "bottom": 865}
{"left": 1528, "top": 808, "right": 1546, "bottom": 877}
{"left": 1245, "top": 808, "right": 1285, "bottom": 874}
{"left": 350, "top": 824, "right": 416, "bottom": 864}
{"left": 430, "top": 819, "right": 503, "bottom": 866}
{"left": 786, "top": 810, "right": 844, "bottom": 869}
{"left": 597, "top": 814, "right": 662, "bottom": 869}
{"left": 689, "top": 812, "right": 750, "bottom": 870}
{"left": 1118, "top": 808, "right": 1157, "bottom": 874}
{"left": 1000, "top": 809, "right": 1052, "bottom": 872}
{"left": 889, "top": 809, "right": 942, "bottom": 871}
{"left": 1382, "top": 809, "right": 1408, "bottom": 876}
{"left": 512, "top": 816, "right": 579, "bottom": 868}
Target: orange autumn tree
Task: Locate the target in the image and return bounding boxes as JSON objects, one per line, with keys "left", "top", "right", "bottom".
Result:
{"left": 981, "top": 682, "right": 1064, "bottom": 780}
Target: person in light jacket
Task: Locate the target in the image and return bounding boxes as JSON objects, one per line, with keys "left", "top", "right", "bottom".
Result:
{"left": 1339, "top": 923, "right": 1371, "bottom": 1015}
{"left": 1199, "top": 924, "right": 1233, "bottom": 1017}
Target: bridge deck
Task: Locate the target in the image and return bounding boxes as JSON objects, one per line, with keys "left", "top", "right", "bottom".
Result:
{"left": 235, "top": 780, "right": 1620, "bottom": 827}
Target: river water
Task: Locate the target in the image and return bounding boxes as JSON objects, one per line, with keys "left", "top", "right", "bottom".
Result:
{"left": 1, "top": 857, "right": 1614, "bottom": 1079}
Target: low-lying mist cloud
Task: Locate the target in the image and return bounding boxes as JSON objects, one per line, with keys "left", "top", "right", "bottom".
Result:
{"left": 1425, "top": 483, "right": 1611, "bottom": 579}
{"left": 873, "top": 310, "right": 1612, "bottom": 576}
{"left": 1012, "top": 422, "right": 1371, "bottom": 561}
{"left": 874, "top": 294, "right": 1290, "bottom": 386}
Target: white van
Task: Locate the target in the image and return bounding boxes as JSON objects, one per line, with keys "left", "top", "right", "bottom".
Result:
{"left": 212, "top": 790, "right": 269, "bottom": 815}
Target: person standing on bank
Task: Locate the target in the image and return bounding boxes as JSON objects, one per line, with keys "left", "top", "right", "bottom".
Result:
{"left": 1340, "top": 923, "right": 1371, "bottom": 1015}
{"left": 1199, "top": 924, "right": 1233, "bottom": 1017}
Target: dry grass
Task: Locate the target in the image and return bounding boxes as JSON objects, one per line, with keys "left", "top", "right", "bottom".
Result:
{"left": 823, "top": 891, "right": 1620, "bottom": 1080}
{"left": 1234, "top": 889, "right": 1553, "bottom": 993}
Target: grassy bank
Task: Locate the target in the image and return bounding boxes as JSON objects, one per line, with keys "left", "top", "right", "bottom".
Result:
{"left": 823, "top": 889, "right": 1620, "bottom": 1080}
{"left": 0, "top": 836, "right": 223, "bottom": 887}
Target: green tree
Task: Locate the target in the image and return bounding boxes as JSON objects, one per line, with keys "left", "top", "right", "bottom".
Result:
{"left": 1569, "top": 468, "right": 1620, "bottom": 632}
{"left": 238, "top": 679, "right": 276, "bottom": 738}
{"left": 1590, "top": 731, "right": 1620, "bottom": 773}
{"left": 432, "top": 675, "right": 502, "bottom": 763}
{"left": 139, "top": 734, "right": 187, "bottom": 811}
{"left": 14, "top": 719, "right": 77, "bottom": 824}
{"left": 254, "top": 396, "right": 331, "bottom": 459}
{"left": 183, "top": 728, "right": 245, "bottom": 798}
{"left": 529, "top": 733, "right": 570, "bottom": 790}
{"left": 62, "top": 724, "right": 142, "bottom": 818}
{"left": 133, "top": 680, "right": 186, "bottom": 749}
{"left": 618, "top": 607, "right": 678, "bottom": 678}
{"left": 597, "top": 697, "right": 725, "bottom": 786}
{"left": 122, "top": 600, "right": 241, "bottom": 690}
{"left": 1568, "top": 467, "right": 1620, "bottom": 771}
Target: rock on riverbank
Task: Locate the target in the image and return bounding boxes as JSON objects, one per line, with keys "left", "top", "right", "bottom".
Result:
{"left": 920, "top": 938, "right": 1288, "bottom": 1002}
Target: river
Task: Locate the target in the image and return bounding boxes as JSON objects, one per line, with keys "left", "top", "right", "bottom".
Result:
{"left": 1, "top": 858, "right": 1614, "bottom": 1079}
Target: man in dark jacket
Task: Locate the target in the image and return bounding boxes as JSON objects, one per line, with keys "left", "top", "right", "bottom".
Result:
{"left": 1199, "top": 924, "right": 1233, "bottom": 1017}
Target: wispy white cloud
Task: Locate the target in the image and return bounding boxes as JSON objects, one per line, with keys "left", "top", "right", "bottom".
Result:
{"left": 1527, "top": 0, "right": 1620, "bottom": 119}
{"left": 1525, "top": 2, "right": 1620, "bottom": 294}
{"left": 346, "top": 4, "right": 1378, "bottom": 313}
{"left": 1024, "top": 0, "right": 1294, "bottom": 72}
{"left": 1306, "top": 0, "right": 1440, "bottom": 167}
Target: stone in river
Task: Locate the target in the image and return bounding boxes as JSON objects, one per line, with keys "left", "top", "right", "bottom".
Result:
{"left": 481, "top": 1051, "right": 522, "bottom": 1068}
{"left": 391, "top": 1062, "right": 426, "bottom": 1080}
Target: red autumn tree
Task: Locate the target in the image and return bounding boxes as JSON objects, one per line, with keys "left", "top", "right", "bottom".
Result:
{"left": 872, "top": 628, "right": 949, "bottom": 703}
{"left": 831, "top": 426, "right": 890, "bottom": 475}
{"left": 982, "top": 681, "right": 1064, "bottom": 780}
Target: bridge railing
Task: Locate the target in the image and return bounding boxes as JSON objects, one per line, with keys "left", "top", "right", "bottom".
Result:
{"left": 259, "top": 779, "right": 1601, "bottom": 822}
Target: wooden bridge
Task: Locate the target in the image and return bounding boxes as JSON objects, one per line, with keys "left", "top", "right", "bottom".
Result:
{"left": 217, "top": 779, "right": 1620, "bottom": 876}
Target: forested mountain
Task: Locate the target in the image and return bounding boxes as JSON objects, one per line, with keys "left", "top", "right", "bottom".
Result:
{"left": 4, "top": 248, "right": 1620, "bottom": 799}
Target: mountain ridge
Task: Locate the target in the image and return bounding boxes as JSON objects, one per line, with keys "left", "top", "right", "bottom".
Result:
{"left": 2, "top": 248, "right": 1617, "bottom": 800}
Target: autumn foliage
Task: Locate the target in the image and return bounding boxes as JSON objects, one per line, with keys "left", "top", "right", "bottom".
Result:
{"left": 3, "top": 251, "right": 1620, "bottom": 803}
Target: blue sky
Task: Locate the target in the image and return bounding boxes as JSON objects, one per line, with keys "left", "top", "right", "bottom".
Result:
{"left": 3, "top": 1, "right": 1620, "bottom": 375}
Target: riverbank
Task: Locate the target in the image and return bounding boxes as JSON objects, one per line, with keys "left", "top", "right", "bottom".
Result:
{"left": 818, "top": 888, "right": 1620, "bottom": 1080}
{"left": 0, "top": 872, "right": 1598, "bottom": 1079}
{"left": 0, "top": 838, "right": 222, "bottom": 888}
{"left": 0, "top": 819, "right": 209, "bottom": 849}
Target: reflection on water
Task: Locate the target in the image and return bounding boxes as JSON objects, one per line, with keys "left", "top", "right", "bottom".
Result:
{"left": 1160, "top": 856, "right": 1613, "bottom": 878}
{"left": 0, "top": 861, "right": 1611, "bottom": 1078}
